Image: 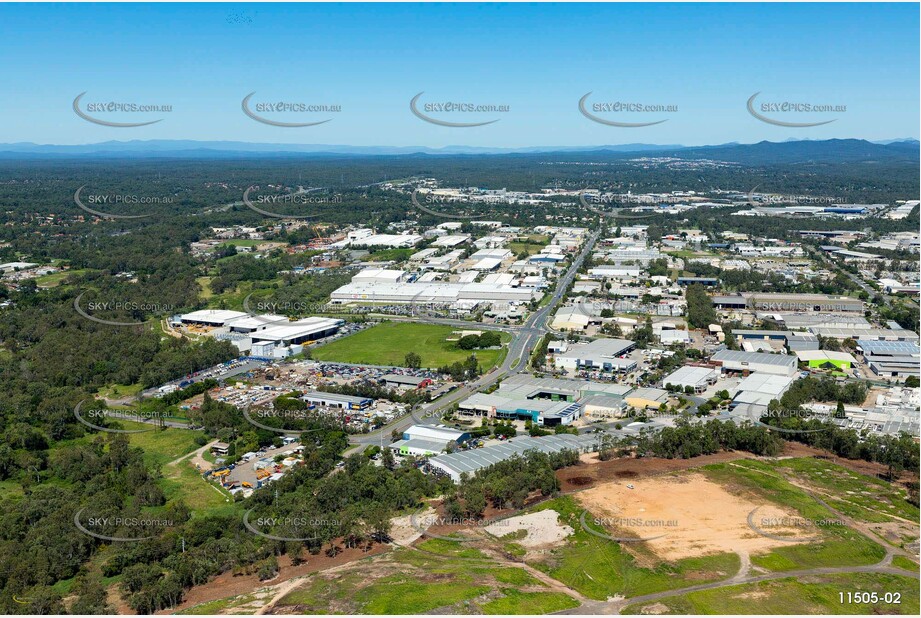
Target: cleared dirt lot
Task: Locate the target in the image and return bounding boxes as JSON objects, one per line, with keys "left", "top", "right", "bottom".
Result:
{"left": 485, "top": 510, "right": 574, "bottom": 548}
{"left": 576, "top": 473, "right": 809, "bottom": 561}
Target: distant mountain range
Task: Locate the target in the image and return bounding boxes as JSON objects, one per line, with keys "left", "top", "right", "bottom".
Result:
{"left": 0, "top": 138, "right": 917, "bottom": 164}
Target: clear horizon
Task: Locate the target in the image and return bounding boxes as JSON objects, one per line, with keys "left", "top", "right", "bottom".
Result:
{"left": 1, "top": 2, "right": 918, "bottom": 147}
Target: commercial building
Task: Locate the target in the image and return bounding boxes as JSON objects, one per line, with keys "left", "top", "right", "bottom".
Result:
{"left": 379, "top": 373, "right": 432, "bottom": 389}
{"left": 349, "top": 233, "right": 422, "bottom": 248}
{"left": 552, "top": 338, "right": 636, "bottom": 372}
{"left": 713, "top": 293, "right": 864, "bottom": 313}
{"left": 301, "top": 391, "right": 372, "bottom": 410}
{"left": 794, "top": 350, "right": 857, "bottom": 370}
{"left": 588, "top": 266, "right": 641, "bottom": 280}
{"left": 180, "top": 309, "right": 249, "bottom": 327}
{"left": 624, "top": 387, "right": 669, "bottom": 410}
{"left": 857, "top": 340, "right": 921, "bottom": 380}
{"left": 251, "top": 317, "right": 344, "bottom": 346}
{"left": 730, "top": 373, "right": 797, "bottom": 410}
{"left": 809, "top": 326, "right": 919, "bottom": 342}
{"left": 227, "top": 314, "right": 289, "bottom": 333}
{"left": 662, "top": 366, "right": 719, "bottom": 393}
{"left": 677, "top": 277, "right": 719, "bottom": 286}
{"left": 330, "top": 281, "right": 538, "bottom": 306}
{"left": 711, "top": 350, "right": 798, "bottom": 376}
{"left": 427, "top": 433, "right": 601, "bottom": 483}
{"left": 352, "top": 268, "right": 407, "bottom": 284}
{"left": 458, "top": 393, "right": 582, "bottom": 426}
{"left": 402, "top": 424, "right": 470, "bottom": 444}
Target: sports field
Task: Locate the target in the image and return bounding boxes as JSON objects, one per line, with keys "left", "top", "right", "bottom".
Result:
{"left": 310, "top": 322, "right": 509, "bottom": 368}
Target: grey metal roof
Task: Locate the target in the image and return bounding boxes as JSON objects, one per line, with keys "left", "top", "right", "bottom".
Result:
{"left": 428, "top": 433, "right": 601, "bottom": 478}
{"left": 712, "top": 350, "right": 797, "bottom": 368}
{"left": 857, "top": 340, "right": 920, "bottom": 356}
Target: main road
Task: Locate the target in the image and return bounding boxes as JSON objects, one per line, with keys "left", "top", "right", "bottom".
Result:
{"left": 349, "top": 228, "right": 603, "bottom": 448}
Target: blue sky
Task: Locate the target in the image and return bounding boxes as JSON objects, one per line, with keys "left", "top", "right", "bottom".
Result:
{"left": 0, "top": 2, "right": 917, "bottom": 147}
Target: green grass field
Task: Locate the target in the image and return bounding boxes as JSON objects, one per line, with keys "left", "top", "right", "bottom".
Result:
{"left": 622, "top": 573, "right": 920, "bottom": 615}
{"left": 310, "top": 322, "right": 509, "bottom": 369}
{"left": 480, "top": 589, "right": 579, "bottom": 614}
{"left": 702, "top": 460, "right": 888, "bottom": 572}
{"left": 275, "top": 547, "right": 580, "bottom": 614}
{"left": 34, "top": 268, "right": 92, "bottom": 288}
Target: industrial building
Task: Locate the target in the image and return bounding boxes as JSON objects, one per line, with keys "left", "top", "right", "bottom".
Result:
{"left": 730, "top": 373, "right": 797, "bottom": 411}
{"left": 809, "top": 326, "right": 919, "bottom": 342}
{"left": 251, "top": 317, "right": 344, "bottom": 346}
{"left": 713, "top": 293, "right": 864, "bottom": 313}
{"left": 711, "top": 350, "right": 798, "bottom": 376}
{"left": 458, "top": 393, "right": 582, "bottom": 426}
{"left": 857, "top": 340, "right": 921, "bottom": 380}
{"left": 389, "top": 424, "right": 471, "bottom": 457}
{"left": 300, "top": 391, "right": 372, "bottom": 410}
{"left": 551, "top": 338, "right": 636, "bottom": 372}
{"left": 179, "top": 309, "right": 249, "bottom": 327}
{"left": 624, "top": 387, "right": 669, "bottom": 410}
{"left": 794, "top": 350, "right": 857, "bottom": 370}
{"left": 227, "top": 314, "right": 289, "bottom": 333}
{"left": 379, "top": 373, "right": 432, "bottom": 389}
{"left": 330, "top": 280, "right": 538, "bottom": 306}
{"left": 662, "top": 366, "right": 719, "bottom": 393}
{"left": 427, "top": 433, "right": 601, "bottom": 483}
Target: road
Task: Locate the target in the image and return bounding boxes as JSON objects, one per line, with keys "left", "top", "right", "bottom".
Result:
{"left": 349, "top": 229, "right": 602, "bottom": 448}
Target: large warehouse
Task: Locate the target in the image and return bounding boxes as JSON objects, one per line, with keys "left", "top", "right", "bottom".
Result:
{"left": 427, "top": 433, "right": 601, "bottom": 483}
{"left": 711, "top": 350, "right": 798, "bottom": 376}
{"left": 713, "top": 293, "right": 864, "bottom": 313}
{"left": 552, "top": 338, "right": 636, "bottom": 372}
{"left": 662, "top": 366, "right": 719, "bottom": 393}
{"left": 330, "top": 281, "right": 538, "bottom": 305}
{"left": 179, "top": 309, "right": 249, "bottom": 327}
{"left": 251, "top": 317, "right": 344, "bottom": 346}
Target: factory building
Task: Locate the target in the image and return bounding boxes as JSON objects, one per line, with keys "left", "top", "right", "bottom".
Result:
{"left": 301, "top": 391, "right": 372, "bottom": 410}
{"left": 251, "top": 317, "right": 344, "bottom": 346}
{"left": 711, "top": 350, "right": 798, "bottom": 376}
{"left": 713, "top": 293, "right": 864, "bottom": 313}
{"left": 662, "top": 366, "right": 719, "bottom": 393}
{"left": 179, "top": 309, "right": 249, "bottom": 327}
{"left": 551, "top": 338, "right": 636, "bottom": 372}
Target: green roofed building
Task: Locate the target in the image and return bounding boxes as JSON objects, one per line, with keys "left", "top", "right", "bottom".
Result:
{"left": 794, "top": 350, "right": 857, "bottom": 370}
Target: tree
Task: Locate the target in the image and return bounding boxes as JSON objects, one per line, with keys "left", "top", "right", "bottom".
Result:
{"left": 685, "top": 284, "right": 718, "bottom": 328}
{"left": 404, "top": 352, "right": 422, "bottom": 369}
